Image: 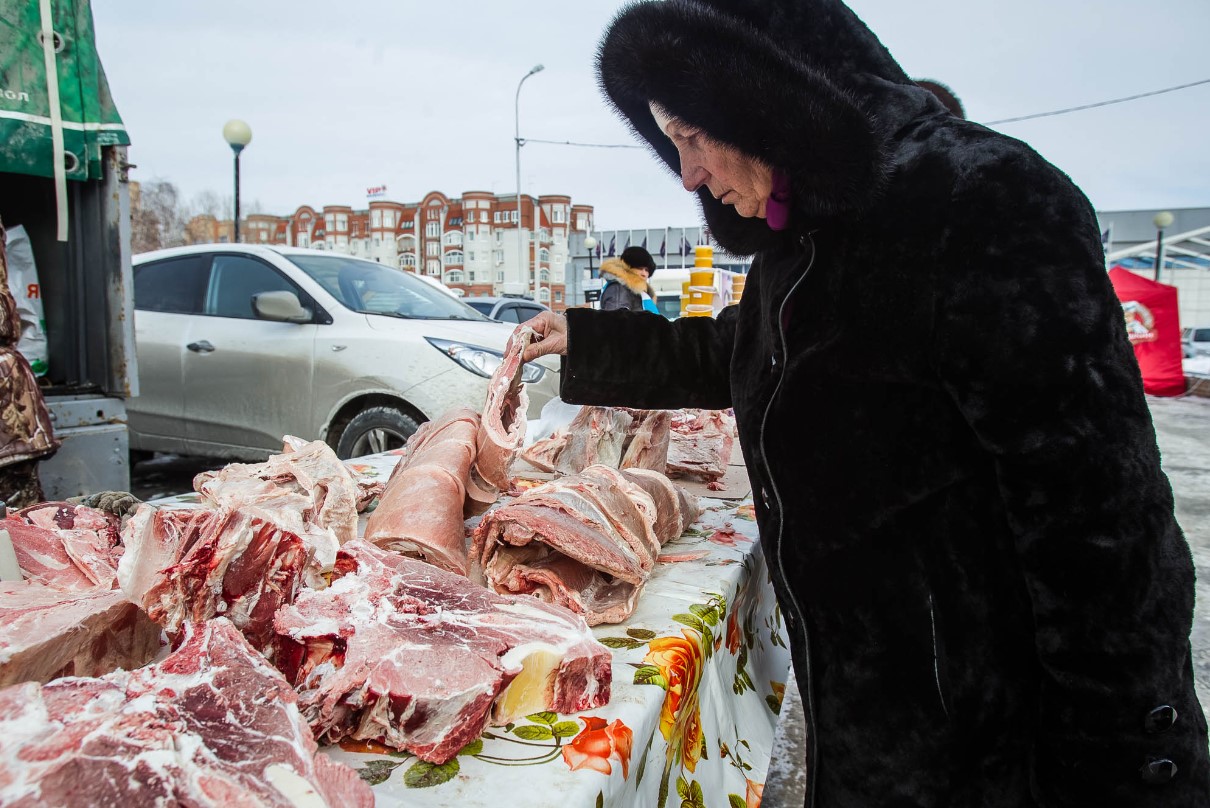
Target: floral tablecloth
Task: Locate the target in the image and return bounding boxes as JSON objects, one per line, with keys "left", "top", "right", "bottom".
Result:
{"left": 157, "top": 452, "right": 790, "bottom": 808}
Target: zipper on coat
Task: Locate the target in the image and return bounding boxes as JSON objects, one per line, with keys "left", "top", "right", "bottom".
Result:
{"left": 927, "top": 590, "right": 950, "bottom": 719}
{"left": 760, "top": 232, "right": 819, "bottom": 808}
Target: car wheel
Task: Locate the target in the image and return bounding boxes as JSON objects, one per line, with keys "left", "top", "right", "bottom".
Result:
{"left": 335, "top": 406, "right": 420, "bottom": 460}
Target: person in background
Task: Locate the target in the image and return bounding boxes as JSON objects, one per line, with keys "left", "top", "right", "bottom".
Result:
{"left": 598, "top": 245, "right": 660, "bottom": 313}
{"left": 519, "top": 0, "right": 1210, "bottom": 805}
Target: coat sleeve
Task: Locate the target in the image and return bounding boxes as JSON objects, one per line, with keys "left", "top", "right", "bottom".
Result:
{"left": 559, "top": 305, "right": 737, "bottom": 410}
{"left": 933, "top": 149, "right": 1209, "bottom": 804}
{"left": 598, "top": 281, "right": 632, "bottom": 312}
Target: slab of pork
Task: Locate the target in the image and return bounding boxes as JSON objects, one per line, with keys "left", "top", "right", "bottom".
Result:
{"left": 363, "top": 406, "right": 479, "bottom": 575}
{"left": 666, "top": 409, "right": 737, "bottom": 482}
{"left": 0, "top": 618, "right": 373, "bottom": 808}
{"left": 472, "top": 465, "right": 697, "bottom": 625}
{"left": 0, "top": 581, "right": 160, "bottom": 687}
{"left": 272, "top": 539, "right": 611, "bottom": 763}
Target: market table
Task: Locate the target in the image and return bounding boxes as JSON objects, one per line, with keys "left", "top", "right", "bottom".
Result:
{"left": 158, "top": 450, "right": 790, "bottom": 808}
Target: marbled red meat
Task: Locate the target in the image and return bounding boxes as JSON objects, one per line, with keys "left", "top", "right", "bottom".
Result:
{"left": 0, "top": 618, "right": 372, "bottom": 807}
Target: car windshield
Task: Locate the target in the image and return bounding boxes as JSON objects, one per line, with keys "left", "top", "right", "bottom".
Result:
{"left": 465, "top": 300, "right": 494, "bottom": 315}
{"left": 285, "top": 254, "right": 489, "bottom": 321}
{"left": 1193, "top": 329, "right": 1210, "bottom": 342}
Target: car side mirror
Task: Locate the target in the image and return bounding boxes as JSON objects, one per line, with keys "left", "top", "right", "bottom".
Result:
{"left": 253, "top": 291, "right": 311, "bottom": 323}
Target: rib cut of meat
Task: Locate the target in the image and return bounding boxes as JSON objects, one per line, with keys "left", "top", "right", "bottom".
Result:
{"left": 272, "top": 539, "right": 611, "bottom": 763}
{"left": 474, "top": 327, "right": 533, "bottom": 494}
{"left": 118, "top": 505, "right": 310, "bottom": 649}
{"left": 0, "top": 618, "right": 372, "bottom": 808}
{"left": 363, "top": 407, "right": 479, "bottom": 575}
{"left": 194, "top": 436, "right": 362, "bottom": 576}
{"left": 666, "top": 409, "right": 737, "bottom": 482}
{"left": 619, "top": 468, "right": 701, "bottom": 544}
{"left": 472, "top": 465, "right": 698, "bottom": 625}
{"left": 0, "top": 581, "right": 160, "bottom": 687}
{"left": 3, "top": 503, "right": 122, "bottom": 590}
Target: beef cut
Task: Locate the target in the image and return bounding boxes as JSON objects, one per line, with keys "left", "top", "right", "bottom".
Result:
{"left": 363, "top": 406, "right": 480, "bottom": 574}
{"left": 272, "top": 539, "right": 611, "bottom": 763}
{"left": 0, "top": 618, "right": 372, "bottom": 807}
{"left": 471, "top": 465, "right": 699, "bottom": 625}
{"left": 118, "top": 505, "right": 311, "bottom": 649}
{"left": 3, "top": 502, "right": 122, "bottom": 590}
{"left": 474, "top": 327, "right": 533, "bottom": 496}
{"left": 620, "top": 410, "right": 672, "bottom": 472}
{"left": 524, "top": 406, "right": 634, "bottom": 474}
{"left": 666, "top": 409, "right": 737, "bottom": 482}
{"left": 0, "top": 581, "right": 160, "bottom": 687}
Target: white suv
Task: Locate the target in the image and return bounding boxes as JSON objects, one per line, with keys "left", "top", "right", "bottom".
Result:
{"left": 129, "top": 245, "right": 557, "bottom": 460}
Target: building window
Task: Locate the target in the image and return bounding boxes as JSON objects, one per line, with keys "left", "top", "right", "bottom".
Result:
{"left": 371, "top": 210, "right": 381, "bottom": 228}
{"left": 480, "top": 211, "right": 488, "bottom": 222}
{"left": 425, "top": 221, "right": 440, "bottom": 238}
{"left": 511, "top": 210, "right": 519, "bottom": 223}
{"left": 444, "top": 232, "right": 463, "bottom": 246}
{"left": 493, "top": 211, "right": 501, "bottom": 223}
{"left": 426, "top": 259, "right": 440, "bottom": 275}
{"left": 382, "top": 211, "right": 395, "bottom": 229}
{"left": 553, "top": 207, "right": 565, "bottom": 224}
{"left": 447, "top": 271, "right": 465, "bottom": 284}
{"left": 426, "top": 242, "right": 439, "bottom": 257}
{"left": 400, "top": 253, "right": 417, "bottom": 267}
{"left": 444, "top": 251, "right": 464, "bottom": 265}
{"left": 336, "top": 214, "right": 348, "bottom": 230}
{"left": 576, "top": 214, "right": 589, "bottom": 231}
{"left": 496, "top": 271, "right": 504, "bottom": 282}
{"left": 493, "top": 250, "right": 504, "bottom": 264}
{"left": 539, "top": 269, "right": 550, "bottom": 283}
{"left": 555, "top": 290, "right": 563, "bottom": 303}
{"left": 538, "top": 287, "right": 551, "bottom": 302}
{"left": 325, "top": 214, "right": 335, "bottom": 230}
{"left": 539, "top": 248, "right": 550, "bottom": 263}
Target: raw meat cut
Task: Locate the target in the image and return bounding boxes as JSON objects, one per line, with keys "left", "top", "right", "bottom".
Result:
{"left": 619, "top": 468, "right": 701, "bottom": 544}
{"left": 118, "top": 505, "right": 310, "bottom": 649}
{"left": 524, "top": 406, "right": 634, "bottom": 474}
{"left": 666, "top": 409, "right": 737, "bottom": 482}
{"left": 474, "top": 327, "right": 534, "bottom": 493}
{"left": 620, "top": 410, "right": 671, "bottom": 472}
{"left": 0, "top": 618, "right": 372, "bottom": 808}
{"left": 363, "top": 406, "right": 480, "bottom": 574}
{"left": 194, "top": 436, "right": 362, "bottom": 575}
{"left": 3, "top": 502, "right": 122, "bottom": 590}
{"left": 272, "top": 539, "right": 611, "bottom": 763}
{"left": 0, "top": 581, "right": 160, "bottom": 686}
{"left": 472, "top": 465, "right": 699, "bottom": 625}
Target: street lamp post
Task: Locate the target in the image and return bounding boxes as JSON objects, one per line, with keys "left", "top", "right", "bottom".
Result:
{"left": 581, "top": 235, "right": 599, "bottom": 308}
{"left": 222, "top": 119, "right": 252, "bottom": 243}
{"left": 1153, "top": 210, "right": 1174, "bottom": 282}
{"left": 515, "top": 64, "right": 544, "bottom": 301}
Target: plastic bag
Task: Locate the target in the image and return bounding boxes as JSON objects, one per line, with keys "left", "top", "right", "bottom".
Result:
{"left": 524, "top": 396, "right": 582, "bottom": 447}
{"left": 3, "top": 227, "right": 49, "bottom": 377}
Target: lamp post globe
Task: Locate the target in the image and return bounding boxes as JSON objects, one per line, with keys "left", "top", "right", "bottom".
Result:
{"left": 223, "top": 120, "right": 252, "bottom": 243}
{"left": 1153, "top": 210, "right": 1174, "bottom": 281}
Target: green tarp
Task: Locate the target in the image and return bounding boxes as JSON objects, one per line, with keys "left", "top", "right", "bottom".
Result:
{"left": 0, "top": 0, "right": 129, "bottom": 182}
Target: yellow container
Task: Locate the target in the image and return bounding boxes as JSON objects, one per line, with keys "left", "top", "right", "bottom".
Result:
{"left": 681, "top": 281, "right": 691, "bottom": 297}
{"left": 690, "top": 270, "right": 715, "bottom": 289}
{"left": 689, "top": 289, "right": 714, "bottom": 305}
{"left": 685, "top": 304, "right": 714, "bottom": 317}
{"left": 693, "top": 244, "right": 713, "bottom": 269}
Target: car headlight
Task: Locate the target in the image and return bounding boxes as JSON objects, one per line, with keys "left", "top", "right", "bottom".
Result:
{"left": 425, "top": 337, "right": 545, "bottom": 383}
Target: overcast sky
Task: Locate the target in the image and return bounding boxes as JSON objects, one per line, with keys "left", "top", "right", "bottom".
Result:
{"left": 93, "top": 0, "right": 1208, "bottom": 229}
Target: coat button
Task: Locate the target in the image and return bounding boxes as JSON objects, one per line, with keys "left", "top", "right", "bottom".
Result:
{"left": 1139, "top": 758, "right": 1178, "bottom": 785}
{"left": 1145, "top": 705, "right": 1177, "bottom": 734}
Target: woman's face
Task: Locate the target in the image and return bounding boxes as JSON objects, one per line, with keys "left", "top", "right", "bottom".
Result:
{"left": 655, "top": 112, "right": 773, "bottom": 219}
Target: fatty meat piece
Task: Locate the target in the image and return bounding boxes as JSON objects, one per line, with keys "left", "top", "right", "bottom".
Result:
{"left": 0, "top": 580, "right": 160, "bottom": 687}
{"left": 272, "top": 539, "right": 611, "bottom": 763}
{"left": 0, "top": 618, "right": 373, "bottom": 808}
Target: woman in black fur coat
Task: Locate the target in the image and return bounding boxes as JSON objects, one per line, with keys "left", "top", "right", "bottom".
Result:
{"left": 520, "top": 1, "right": 1210, "bottom": 805}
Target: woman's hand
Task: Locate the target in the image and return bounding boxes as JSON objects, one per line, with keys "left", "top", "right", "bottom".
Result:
{"left": 521, "top": 312, "right": 568, "bottom": 362}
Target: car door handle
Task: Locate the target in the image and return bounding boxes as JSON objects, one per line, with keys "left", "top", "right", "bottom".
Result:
{"left": 187, "top": 340, "right": 215, "bottom": 353}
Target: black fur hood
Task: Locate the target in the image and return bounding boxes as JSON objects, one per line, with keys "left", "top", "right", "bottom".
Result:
{"left": 597, "top": 0, "right": 947, "bottom": 254}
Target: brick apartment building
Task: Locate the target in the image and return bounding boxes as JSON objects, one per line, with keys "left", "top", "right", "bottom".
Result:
{"left": 186, "top": 191, "right": 594, "bottom": 312}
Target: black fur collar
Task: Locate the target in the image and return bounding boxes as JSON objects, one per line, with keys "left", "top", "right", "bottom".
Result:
{"left": 597, "top": 0, "right": 946, "bottom": 254}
